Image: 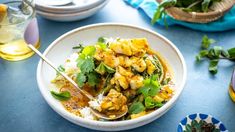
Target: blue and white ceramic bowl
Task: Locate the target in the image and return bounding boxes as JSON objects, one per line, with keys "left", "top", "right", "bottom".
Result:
{"left": 178, "top": 113, "right": 228, "bottom": 132}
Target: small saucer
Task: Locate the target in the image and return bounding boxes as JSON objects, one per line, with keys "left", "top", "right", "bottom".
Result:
{"left": 178, "top": 113, "right": 228, "bottom": 132}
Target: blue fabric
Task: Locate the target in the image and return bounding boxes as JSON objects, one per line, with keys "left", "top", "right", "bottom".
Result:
{"left": 124, "top": 0, "right": 235, "bottom": 32}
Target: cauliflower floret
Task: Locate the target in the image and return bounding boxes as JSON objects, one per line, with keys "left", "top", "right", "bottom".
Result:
{"left": 117, "top": 74, "right": 129, "bottom": 89}
{"left": 100, "top": 89, "right": 127, "bottom": 112}
{"left": 109, "top": 39, "right": 132, "bottom": 56}
{"left": 118, "top": 66, "right": 133, "bottom": 78}
{"left": 130, "top": 38, "right": 149, "bottom": 57}
{"left": 145, "top": 58, "right": 156, "bottom": 75}
{"left": 117, "top": 56, "right": 132, "bottom": 68}
{"left": 130, "top": 75, "right": 144, "bottom": 90}
{"left": 131, "top": 57, "right": 146, "bottom": 72}
{"left": 103, "top": 49, "right": 119, "bottom": 68}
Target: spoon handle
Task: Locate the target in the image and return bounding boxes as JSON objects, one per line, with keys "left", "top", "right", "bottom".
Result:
{"left": 28, "top": 44, "right": 94, "bottom": 100}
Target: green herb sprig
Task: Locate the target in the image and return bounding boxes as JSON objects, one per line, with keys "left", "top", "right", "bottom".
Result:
{"left": 76, "top": 46, "right": 100, "bottom": 87}
{"left": 196, "top": 35, "right": 235, "bottom": 74}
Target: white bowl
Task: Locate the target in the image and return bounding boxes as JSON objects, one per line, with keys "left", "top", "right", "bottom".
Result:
{"left": 35, "top": 0, "right": 106, "bottom": 13}
{"left": 36, "top": 0, "right": 109, "bottom": 22}
{"left": 37, "top": 23, "right": 187, "bottom": 131}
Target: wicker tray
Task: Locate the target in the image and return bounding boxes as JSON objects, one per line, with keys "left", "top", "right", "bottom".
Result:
{"left": 156, "top": 0, "right": 235, "bottom": 23}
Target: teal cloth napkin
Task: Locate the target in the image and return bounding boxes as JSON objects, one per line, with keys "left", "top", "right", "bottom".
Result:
{"left": 124, "top": 0, "right": 235, "bottom": 32}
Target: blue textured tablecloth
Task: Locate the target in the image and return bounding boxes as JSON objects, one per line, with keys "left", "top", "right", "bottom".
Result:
{"left": 125, "top": 0, "right": 235, "bottom": 32}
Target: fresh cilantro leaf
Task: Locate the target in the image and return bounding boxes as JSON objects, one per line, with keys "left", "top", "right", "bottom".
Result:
{"left": 128, "top": 102, "right": 145, "bottom": 114}
{"left": 51, "top": 91, "right": 71, "bottom": 101}
{"left": 209, "top": 59, "right": 219, "bottom": 74}
{"left": 97, "top": 42, "right": 107, "bottom": 50}
{"left": 79, "top": 57, "right": 95, "bottom": 73}
{"left": 144, "top": 96, "right": 155, "bottom": 109}
{"left": 201, "top": 35, "right": 216, "bottom": 49}
{"left": 76, "top": 73, "right": 86, "bottom": 87}
{"left": 144, "top": 96, "right": 163, "bottom": 109}
{"left": 87, "top": 72, "right": 100, "bottom": 86}
{"left": 138, "top": 75, "right": 161, "bottom": 97}
{"left": 81, "top": 46, "right": 96, "bottom": 57}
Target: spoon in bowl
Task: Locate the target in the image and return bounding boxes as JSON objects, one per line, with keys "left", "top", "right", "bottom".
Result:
{"left": 28, "top": 44, "right": 127, "bottom": 120}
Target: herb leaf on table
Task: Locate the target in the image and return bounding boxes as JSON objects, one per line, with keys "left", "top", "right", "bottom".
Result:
{"left": 196, "top": 35, "right": 235, "bottom": 74}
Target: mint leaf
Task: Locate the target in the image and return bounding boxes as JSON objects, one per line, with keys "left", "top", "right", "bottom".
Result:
{"left": 207, "top": 46, "right": 222, "bottom": 59}
{"left": 87, "top": 72, "right": 100, "bottom": 86}
{"left": 228, "top": 47, "right": 235, "bottom": 59}
{"left": 128, "top": 102, "right": 145, "bottom": 114}
{"left": 209, "top": 59, "right": 219, "bottom": 74}
{"left": 76, "top": 73, "right": 86, "bottom": 87}
{"left": 201, "top": 35, "right": 216, "bottom": 49}
{"left": 51, "top": 91, "right": 71, "bottom": 101}
{"left": 196, "top": 50, "right": 209, "bottom": 61}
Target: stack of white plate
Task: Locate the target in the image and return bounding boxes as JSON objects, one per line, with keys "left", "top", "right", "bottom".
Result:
{"left": 35, "top": 0, "right": 109, "bottom": 22}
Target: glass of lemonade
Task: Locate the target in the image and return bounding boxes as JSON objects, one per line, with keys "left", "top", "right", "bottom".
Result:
{"left": 0, "top": 0, "right": 40, "bottom": 61}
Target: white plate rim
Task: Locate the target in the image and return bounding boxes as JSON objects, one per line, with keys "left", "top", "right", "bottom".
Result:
{"left": 36, "top": 0, "right": 108, "bottom": 17}
{"left": 35, "top": 0, "right": 105, "bottom": 11}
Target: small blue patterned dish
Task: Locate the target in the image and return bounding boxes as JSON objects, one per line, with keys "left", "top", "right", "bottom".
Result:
{"left": 178, "top": 113, "right": 228, "bottom": 132}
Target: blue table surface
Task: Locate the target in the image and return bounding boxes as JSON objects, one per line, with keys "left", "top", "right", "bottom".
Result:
{"left": 1, "top": 1, "right": 235, "bottom": 132}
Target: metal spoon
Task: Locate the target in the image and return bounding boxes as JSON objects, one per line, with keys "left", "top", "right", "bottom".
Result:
{"left": 28, "top": 44, "right": 127, "bottom": 120}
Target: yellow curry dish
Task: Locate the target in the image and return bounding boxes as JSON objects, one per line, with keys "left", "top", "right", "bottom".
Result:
{"left": 50, "top": 37, "right": 174, "bottom": 121}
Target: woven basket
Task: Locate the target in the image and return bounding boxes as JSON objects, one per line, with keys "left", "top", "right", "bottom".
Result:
{"left": 156, "top": 0, "right": 235, "bottom": 23}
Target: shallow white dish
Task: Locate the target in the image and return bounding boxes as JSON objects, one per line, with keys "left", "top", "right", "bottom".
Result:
{"left": 35, "top": 0, "right": 106, "bottom": 13}
{"left": 36, "top": 0, "right": 109, "bottom": 22}
{"left": 37, "top": 23, "right": 187, "bottom": 131}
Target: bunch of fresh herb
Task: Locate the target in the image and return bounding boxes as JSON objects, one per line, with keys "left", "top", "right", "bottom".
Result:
{"left": 196, "top": 35, "right": 235, "bottom": 74}
{"left": 152, "top": 0, "right": 222, "bottom": 24}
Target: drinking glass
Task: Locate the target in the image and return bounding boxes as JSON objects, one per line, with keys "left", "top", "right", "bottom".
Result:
{"left": 0, "top": 0, "right": 40, "bottom": 61}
